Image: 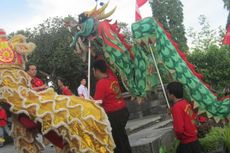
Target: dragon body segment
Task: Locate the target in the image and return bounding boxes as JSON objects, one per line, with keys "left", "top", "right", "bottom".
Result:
{"left": 98, "top": 20, "right": 159, "bottom": 97}
{"left": 0, "top": 34, "right": 115, "bottom": 153}
{"left": 68, "top": 5, "right": 230, "bottom": 120}
{"left": 134, "top": 17, "right": 230, "bottom": 119}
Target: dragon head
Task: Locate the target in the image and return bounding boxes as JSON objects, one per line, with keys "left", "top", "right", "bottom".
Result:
{"left": 64, "top": 2, "right": 116, "bottom": 48}
{"left": 0, "top": 29, "right": 36, "bottom": 69}
{"left": 10, "top": 34, "right": 36, "bottom": 56}
{"left": 63, "top": 3, "right": 116, "bottom": 62}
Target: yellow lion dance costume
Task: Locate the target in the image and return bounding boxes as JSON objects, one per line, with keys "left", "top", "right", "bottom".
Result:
{"left": 0, "top": 29, "right": 115, "bottom": 153}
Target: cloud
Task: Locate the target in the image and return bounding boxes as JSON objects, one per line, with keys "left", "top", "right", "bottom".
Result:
{"left": 182, "top": 0, "right": 228, "bottom": 31}
{"left": 2, "top": 0, "right": 96, "bottom": 33}
{"left": 24, "top": 0, "right": 142, "bottom": 26}
{"left": 22, "top": 0, "right": 95, "bottom": 28}
{"left": 1, "top": 0, "right": 228, "bottom": 35}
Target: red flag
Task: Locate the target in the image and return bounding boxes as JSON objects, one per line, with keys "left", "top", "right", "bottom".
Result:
{"left": 223, "top": 25, "right": 230, "bottom": 45}
{"left": 135, "top": 0, "right": 148, "bottom": 21}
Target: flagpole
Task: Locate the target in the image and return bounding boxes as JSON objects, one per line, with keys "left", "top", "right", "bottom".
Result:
{"left": 88, "top": 40, "right": 91, "bottom": 98}
{"left": 148, "top": 44, "right": 170, "bottom": 109}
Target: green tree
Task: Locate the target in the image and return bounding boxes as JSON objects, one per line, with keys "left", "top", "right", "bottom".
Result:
{"left": 187, "top": 16, "right": 230, "bottom": 91}
{"left": 150, "top": 0, "right": 188, "bottom": 52}
{"left": 188, "top": 45, "right": 230, "bottom": 91}
{"left": 187, "top": 15, "right": 224, "bottom": 51}
{"left": 10, "top": 17, "right": 132, "bottom": 95}
{"left": 11, "top": 17, "right": 86, "bottom": 94}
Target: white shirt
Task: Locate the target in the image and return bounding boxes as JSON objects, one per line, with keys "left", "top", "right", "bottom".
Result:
{"left": 77, "top": 84, "right": 89, "bottom": 99}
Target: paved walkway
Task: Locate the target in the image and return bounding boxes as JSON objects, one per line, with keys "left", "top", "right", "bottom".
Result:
{"left": 0, "top": 115, "right": 171, "bottom": 153}
{"left": 0, "top": 144, "right": 55, "bottom": 153}
{"left": 126, "top": 115, "right": 161, "bottom": 132}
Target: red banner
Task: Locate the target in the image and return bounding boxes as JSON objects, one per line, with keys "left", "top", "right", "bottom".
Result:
{"left": 223, "top": 25, "right": 230, "bottom": 45}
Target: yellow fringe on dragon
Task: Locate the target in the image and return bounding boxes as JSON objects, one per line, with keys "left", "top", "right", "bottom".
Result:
{"left": 0, "top": 29, "right": 115, "bottom": 153}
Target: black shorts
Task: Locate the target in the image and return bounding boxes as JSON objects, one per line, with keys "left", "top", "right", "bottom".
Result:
{"left": 176, "top": 140, "right": 204, "bottom": 153}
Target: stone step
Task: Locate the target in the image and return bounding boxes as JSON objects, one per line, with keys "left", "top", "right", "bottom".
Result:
{"left": 127, "top": 100, "right": 169, "bottom": 119}
{"left": 129, "top": 119, "right": 173, "bottom": 153}
{"left": 126, "top": 115, "right": 162, "bottom": 135}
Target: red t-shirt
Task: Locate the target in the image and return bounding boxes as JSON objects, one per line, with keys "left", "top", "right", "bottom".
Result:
{"left": 0, "top": 108, "right": 7, "bottom": 127}
{"left": 171, "top": 99, "right": 198, "bottom": 144}
{"left": 94, "top": 75, "right": 126, "bottom": 113}
{"left": 31, "top": 77, "right": 44, "bottom": 88}
{"left": 61, "top": 87, "right": 73, "bottom": 96}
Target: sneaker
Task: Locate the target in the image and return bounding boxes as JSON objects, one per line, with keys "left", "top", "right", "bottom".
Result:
{"left": 0, "top": 137, "right": 5, "bottom": 143}
{"left": 0, "top": 138, "right": 4, "bottom": 148}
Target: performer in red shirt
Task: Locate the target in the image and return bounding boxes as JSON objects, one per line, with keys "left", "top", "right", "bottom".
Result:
{"left": 93, "top": 60, "right": 131, "bottom": 153}
{"left": 19, "top": 64, "right": 47, "bottom": 130}
{"left": 0, "top": 106, "right": 10, "bottom": 147}
{"left": 166, "top": 82, "right": 203, "bottom": 153}
{"left": 94, "top": 54, "right": 117, "bottom": 78}
{"left": 0, "top": 107, "right": 7, "bottom": 127}
{"left": 22, "top": 64, "right": 65, "bottom": 149}
{"left": 57, "top": 78, "right": 73, "bottom": 96}
{"left": 26, "top": 64, "right": 48, "bottom": 91}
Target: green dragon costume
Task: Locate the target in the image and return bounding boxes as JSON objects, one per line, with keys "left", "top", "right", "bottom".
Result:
{"left": 65, "top": 3, "right": 230, "bottom": 121}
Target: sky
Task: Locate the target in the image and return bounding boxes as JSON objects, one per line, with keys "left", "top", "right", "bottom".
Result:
{"left": 0, "top": 0, "right": 228, "bottom": 34}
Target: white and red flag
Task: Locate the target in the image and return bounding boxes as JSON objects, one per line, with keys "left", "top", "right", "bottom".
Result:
{"left": 223, "top": 25, "right": 230, "bottom": 45}
{"left": 135, "top": 0, "right": 148, "bottom": 21}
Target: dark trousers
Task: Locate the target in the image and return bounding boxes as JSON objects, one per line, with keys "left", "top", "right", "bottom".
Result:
{"left": 18, "top": 114, "right": 65, "bottom": 148}
{"left": 107, "top": 108, "right": 132, "bottom": 153}
{"left": 176, "top": 140, "right": 203, "bottom": 153}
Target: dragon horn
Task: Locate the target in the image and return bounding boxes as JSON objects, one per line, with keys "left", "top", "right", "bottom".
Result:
{"left": 85, "top": 5, "right": 97, "bottom": 17}
{"left": 94, "top": 1, "right": 109, "bottom": 17}
{"left": 97, "top": 7, "right": 116, "bottom": 20}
